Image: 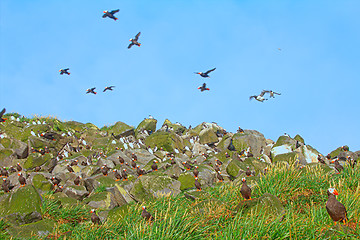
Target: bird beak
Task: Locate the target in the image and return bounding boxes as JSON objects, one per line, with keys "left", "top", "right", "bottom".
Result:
{"left": 333, "top": 189, "right": 339, "bottom": 195}
{"left": 331, "top": 160, "right": 335, "bottom": 163}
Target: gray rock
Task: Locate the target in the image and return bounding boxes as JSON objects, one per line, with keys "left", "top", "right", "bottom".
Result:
{"left": 64, "top": 185, "right": 89, "bottom": 200}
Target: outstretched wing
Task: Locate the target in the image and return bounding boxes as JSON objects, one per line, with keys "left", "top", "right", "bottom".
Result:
{"left": 249, "top": 96, "right": 256, "bottom": 100}
{"left": 64, "top": 68, "right": 69, "bottom": 71}
{"left": 90, "top": 87, "right": 96, "bottom": 91}
{"left": 260, "top": 90, "right": 267, "bottom": 97}
{"left": 110, "top": 9, "right": 120, "bottom": 14}
{"left": 0, "top": 108, "right": 5, "bottom": 118}
{"left": 128, "top": 43, "right": 134, "bottom": 49}
{"left": 102, "top": 13, "right": 108, "bottom": 18}
{"left": 134, "top": 32, "right": 141, "bottom": 41}
{"left": 205, "top": 68, "right": 216, "bottom": 74}
{"left": 103, "top": 88, "right": 108, "bottom": 92}
{"left": 273, "top": 91, "right": 281, "bottom": 95}
{"left": 202, "top": 83, "right": 206, "bottom": 88}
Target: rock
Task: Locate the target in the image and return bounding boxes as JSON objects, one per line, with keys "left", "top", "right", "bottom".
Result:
{"left": 107, "top": 205, "right": 129, "bottom": 222}
{"left": 236, "top": 193, "right": 285, "bottom": 219}
{"left": 160, "top": 119, "right": 186, "bottom": 135}
{"left": 53, "top": 192, "right": 80, "bottom": 206}
{"left": 14, "top": 139, "right": 29, "bottom": 159}
{"left": 84, "top": 191, "right": 118, "bottom": 210}
{"left": 32, "top": 174, "right": 53, "bottom": 193}
{"left": 293, "top": 134, "right": 305, "bottom": 144}
{"left": 106, "top": 121, "right": 134, "bottom": 137}
{"left": 6, "top": 219, "right": 55, "bottom": 239}
{"left": 145, "top": 131, "right": 184, "bottom": 153}
{"left": 216, "top": 135, "right": 232, "bottom": 151}
{"left": 135, "top": 118, "right": 157, "bottom": 136}
{"left": 232, "top": 130, "right": 267, "bottom": 157}
{"left": 64, "top": 185, "right": 89, "bottom": 201}
{"left": 163, "top": 163, "right": 182, "bottom": 179}
{"left": 199, "top": 128, "right": 219, "bottom": 145}
{"left": 24, "top": 153, "right": 53, "bottom": 170}
{"left": 271, "top": 144, "right": 292, "bottom": 159}
{"left": 129, "top": 174, "right": 181, "bottom": 202}
{"left": 0, "top": 185, "right": 42, "bottom": 225}
{"left": 299, "top": 145, "right": 320, "bottom": 164}
{"left": 184, "top": 189, "right": 211, "bottom": 201}
{"left": 273, "top": 135, "right": 297, "bottom": 149}
{"left": 113, "top": 184, "right": 134, "bottom": 206}
{"left": 178, "top": 173, "right": 195, "bottom": 191}
{"left": 273, "top": 152, "right": 299, "bottom": 164}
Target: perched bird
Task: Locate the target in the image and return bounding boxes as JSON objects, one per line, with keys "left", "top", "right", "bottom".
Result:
{"left": 318, "top": 154, "right": 326, "bottom": 164}
{"left": 18, "top": 173, "right": 26, "bottom": 187}
{"left": 214, "top": 164, "right": 220, "bottom": 172}
{"left": 41, "top": 132, "right": 57, "bottom": 141}
{"left": 326, "top": 188, "right": 347, "bottom": 225}
{"left": 141, "top": 206, "right": 154, "bottom": 221}
{"left": 245, "top": 166, "right": 252, "bottom": 177}
{"left": 90, "top": 209, "right": 101, "bottom": 224}
{"left": 240, "top": 177, "right": 252, "bottom": 200}
{"left": 332, "top": 159, "right": 344, "bottom": 174}
{"left": 347, "top": 156, "right": 357, "bottom": 169}
{"left": 35, "top": 166, "right": 41, "bottom": 172}
{"left": 59, "top": 68, "right": 70, "bottom": 75}
{"left": 8, "top": 166, "right": 16, "bottom": 173}
{"left": 182, "top": 161, "right": 192, "bottom": 171}
{"left": 16, "top": 163, "right": 22, "bottom": 172}
{"left": 194, "top": 68, "right": 216, "bottom": 78}
{"left": 342, "top": 145, "right": 349, "bottom": 152}
{"left": 198, "top": 83, "right": 210, "bottom": 92}
{"left": 193, "top": 166, "right": 199, "bottom": 177}
{"left": 128, "top": 32, "right": 141, "bottom": 49}
{"left": 263, "top": 90, "right": 281, "bottom": 98}
{"left": 194, "top": 177, "right": 201, "bottom": 191}
{"left": 103, "top": 86, "right": 115, "bottom": 92}
{"left": 132, "top": 153, "right": 138, "bottom": 161}
{"left": 170, "top": 158, "right": 176, "bottom": 165}
{"left": 54, "top": 185, "right": 63, "bottom": 193}
{"left": 237, "top": 127, "right": 244, "bottom": 133}
{"left": 66, "top": 164, "right": 74, "bottom": 173}
{"left": 113, "top": 169, "right": 122, "bottom": 181}
{"left": 131, "top": 160, "right": 137, "bottom": 169}
{"left": 216, "top": 171, "right": 224, "bottom": 182}
{"left": 216, "top": 159, "right": 223, "bottom": 166}
{"left": 0, "top": 108, "right": 7, "bottom": 122}
{"left": 102, "top": 9, "right": 119, "bottom": 21}
{"left": 101, "top": 166, "right": 109, "bottom": 176}
{"left": 136, "top": 166, "right": 143, "bottom": 177}
{"left": 1, "top": 167, "right": 9, "bottom": 178}
{"left": 122, "top": 169, "right": 128, "bottom": 181}
{"left": 2, "top": 178, "right": 14, "bottom": 192}
{"left": 51, "top": 177, "right": 61, "bottom": 186}
{"left": 118, "top": 156, "right": 125, "bottom": 165}
{"left": 86, "top": 88, "right": 97, "bottom": 95}
{"left": 249, "top": 90, "right": 268, "bottom": 102}
{"left": 74, "top": 176, "right": 82, "bottom": 186}
{"left": 151, "top": 160, "right": 158, "bottom": 171}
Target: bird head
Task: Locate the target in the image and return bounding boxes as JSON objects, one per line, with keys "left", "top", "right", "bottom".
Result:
{"left": 195, "top": 166, "right": 198, "bottom": 169}
{"left": 195, "top": 177, "right": 198, "bottom": 180}
{"left": 328, "top": 188, "right": 339, "bottom": 195}
{"left": 18, "top": 173, "right": 21, "bottom": 176}
{"left": 103, "top": 11, "right": 108, "bottom": 13}
{"left": 90, "top": 209, "right": 95, "bottom": 213}
{"left": 242, "top": 177, "right": 246, "bottom": 182}
{"left": 142, "top": 206, "right": 146, "bottom": 210}
{"left": 247, "top": 166, "right": 250, "bottom": 169}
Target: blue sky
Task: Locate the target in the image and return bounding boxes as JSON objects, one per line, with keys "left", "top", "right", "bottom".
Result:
{"left": 1, "top": 0, "right": 359, "bottom": 154}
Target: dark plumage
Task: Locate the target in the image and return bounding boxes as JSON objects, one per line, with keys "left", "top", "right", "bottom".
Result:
{"left": 249, "top": 90, "right": 268, "bottom": 102}
{"left": 102, "top": 9, "right": 119, "bottom": 21}
{"left": 66, "top": 165, "right": 74, "bottom": 173}
{"left": 194, "top": 177, "right": 201, "bottom": 191}
{"left": 263, "top": 90, "right": 281, "bottom": 98}
{"left": 54, "top": 185, "right": 63, "bottom": 193}
{"left": 193, "top": 166, "right": 199, "bottom": 177}
{"left": 59, "top": 68, "right": 70, "bottom": 75}
{"left": 113, "top": 169, "right": 122, "bottom": 181}
{"left": 332, "top": 160, "right": 344, "bottom": 174}
{"left": 74, "top": 176, "right": 81, "bottom": 186}
{"left": 35, "top": 166, "right": 41, "bottom": 172}
{"left": 90, "top": 209, "right": 101, "bottom": 224}
{"left": 216, "top": 159, "right": 223, "bottom": 166}
{"left": 122, "top": 169, "right": 128, "bottom": 181}
{"left": 326, "top": 188, "right": 347, "bottom": 225}
{"left": 103, "top": 86, "right": 115, "bottom": 92}
{"left": 170, "top": 158, "right": 176, "bottom": 165}
{"left": 128, "top": 32, "right": 141, "bottom": 49}
{"left": 101, "top": 166, "right": 108, "bottom": 176}
{"left": 16, "top": 163, "right": 22, "bottom": 172}
{"left": 86, "top": 88, "right": 97, "bottom": 95}
{"left": 318, "top": 154, "right": 326, "bottom": 164}
{"left": 141, "top": 206, "right": 154, "bottom": 221}
{"left": 151, "top": 160, "right": 158, "bottom": 171}
{"left": 216, "top": 171, "right": 224, "bottom": 182}
{"left": 214, "top": 164, "right": 220, "bottom": 172}
{"left": 51, "top": 177, "right": 61, "bottom": 186}
{"left": 1, "top": 167, "right": 8, "bottom": 178}
{"left": 245, "top": 166, "right": 252, "bottom": 177}
{"left": 194, "top": 68, "right": 216, "bottom": 78}
{"left": 2, "top": 178, "right": 14, "bottom": 192}
{"left": 131, "top": 160, "right": 137, "bottom": 169}
{"left": 18, "top": 173, "right": 26, "bottom": 187}
{"left": 118, "top": 156, "right": 125, "bottom": 164}
{"left": 40, "top": 132, "right": 57, "bottom": 141}
{"left": 198, "top": 83, "right": 210, "bottom": 92}
{"left": 240, "top": 178, "right": 252, "bottom": 200}
{"left": 0, "top": 108, "right": 7, "bottom": 122}
{"left": 182, "top": 161, "right": 192, "bottom": 170}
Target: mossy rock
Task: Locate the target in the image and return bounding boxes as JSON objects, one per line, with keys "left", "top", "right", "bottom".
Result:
{"left": 0, "top": 148, "right": 14, "bottom": 161}
{"left": 199, "top": 128, "right": 219, "bottom": 145}
{"left": 24, "top": 153, "right": 53, "bottom": 169}
{"left": 294, "top": 134, "right": 305, "bottom": 144}
{"left": 63, "top": 121, "right": 87, "bottom": 132}
{"left": 273, "top": 136, "right": 296, "bottom": 148}
{"left": 84, "top": 191, "right": 118, "bottom": 210}
{"left": 145, "top": 131, "right": 184, "bottom": 153}
{"left": 232, "top": 130, "right": 266, "bottom": 157}
{"left": 95, "top": 176, "right": 116, "bottom": 188}
{"left": 216, "top": 135, "right": 232, "bottom": 151}
{"left": 32, "top": 174, "right": 53, "bottom": 192}
{"left": 135, "top": 119, "right": 157, "bottom": 136}
{"left": 178, "top": 173, "right": 195, "bottom": 191}
{"left": 130, "top": 174, "right": 181, "bottom": 202}
{"left": 273, "top": 152, "right": 299, "bottom": 164}
{"left": 53, "top": 193, "right": 80, "bottom": 207}
{"left": 0, "top": 138, "right": 11, "bottom": 148}
{"left": 106, "top": 121, "right": 134, "bottom": 136}
{"left": 161, "top": 119, "right": 186, "bottom": 134}
{"left": 85, "top": 122, "right": 99, "bottom": 131}
{"left": 6, "top": 219, "right": 56, "bottom": 239}
{"left": 0, "top": 185, "right": 42, "bottom": 225}
{"left": 107, "top": 205, "right": 130, "bottom": 222}
{"left": 329, "top": 147, "right": 343, "bottom": 158}
{"left": 226, "top": 160, "right": 241, "bottom": 179}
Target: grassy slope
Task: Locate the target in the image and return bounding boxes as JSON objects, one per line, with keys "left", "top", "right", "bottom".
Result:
{"left": 2, "top": 163, "right": 359, "bottom": 239}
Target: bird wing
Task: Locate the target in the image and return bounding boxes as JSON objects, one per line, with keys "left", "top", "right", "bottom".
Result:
{"left": 273, "top": 91, "right": 281, "bottom": 95}
{"left": 205, "top": 68, "right": 216, "bottom": 74}
{"left": 202, "top": 83, "right": 206, "bottom": 88}
{"left": 103, "top": 88, "right": 108, "bottom": 92}
{"left": 0, "top": 108, "right": 5, "bottom": 118}
{"left": 90, "top": 87, "right": 96, "bottom": 91}
{"left": 110, "top": 9, "right": 120, "bottom": 14}
{"left": 128, "top": 43, "right": 134, "bottom": 49}
{"left": 249, "top": 96, "right": 256, "bottom": 100}
{"left": 260, "top": 90, "right": 267, "bottom": 97}
{"left": 64, "top": 68, "right": 69, "bottom": 71}
{"left": 134, "top": 32, "right": 141, "bottom": 41}
{"left": 102, "top": 13, "right": 107, "bottom": 18}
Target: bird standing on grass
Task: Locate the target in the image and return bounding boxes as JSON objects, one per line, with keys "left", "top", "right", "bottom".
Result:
{"left": 326, "top": 188, "right": 347, "bottom": 225}
{"left": 141, "top": 206, "right": 154, "bottom": 221}
{"left": 90, "top": 209, "right": 101, "bottom": 224}
{"left": 240, "top": 177, "right": 251, "bottom": 201}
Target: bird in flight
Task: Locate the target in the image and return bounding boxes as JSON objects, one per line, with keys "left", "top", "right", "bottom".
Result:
{"left": 249, "top": 90, "right": 268, "bottom": 102}
{"left": 102, "top": 9, "right": 120, "bottom": 21}
{"left": 59, "top": 68, "right": 70, "bottom": 75}
{"left": 86, "top": 88, "right": 97, "bottom": 95}
{"left": 198, "top": 83, "right": 210, "bottom": 92}
{"left": 103, "top": 86, "right": 115, "bottom": 92}
{"left": 194, "top": 68, "right": 216, "bottom": 78}
{"left": 263, "top": 90, "right": 281, "bottom": 98}
{"left": 128, "top": 32, "right": 141, "bottom": 49}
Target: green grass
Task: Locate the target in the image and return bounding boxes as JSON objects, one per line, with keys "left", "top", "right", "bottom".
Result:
{"left": 1, "top": 163, "right": 359, "bottom": 239}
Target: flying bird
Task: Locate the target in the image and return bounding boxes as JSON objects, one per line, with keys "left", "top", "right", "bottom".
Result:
{"left": 102, "top": 9, "right": 119, "bottom": 21}
{"left": 249, "top": 90, "right": 268, "bottom": 102}
{"left": 194, "top": 68, "right": 216, "bottom": 78}
{"left": 128, "top": 32, "right": 141, "bottom": 49}
{"left": 263, "top": 90, "right": 281, "bottom": 98}
{"left": 0, "top": 108, "right": 6, "bottom": 122}
{"left": 103, "top": 86, "right": 115, "bottom": 92}
{"left": 59, "top": 68, "right": 70, "bottom": 75}
{"left": 86, "top": 88, "right": 97, "bottom": 95}
{"left": 198, "top": 83, "right": 210, "bottom": 92}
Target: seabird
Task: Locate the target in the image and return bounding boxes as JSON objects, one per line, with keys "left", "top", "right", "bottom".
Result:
{"left": 18, "top": 173, "right": 26, "bottom": 187}
{"left": 90, "top": 209, "right": 101, "bottom": 224}
{"left": 249, "top": 90, "right": 268, "bottom": 102}
{"left": 128, "top": 32, "right": 141, "bottom": 49}
{"left": 59, "top": 68, "right": 70, "bottom": 75}
{"left": 194, "top": 68, "right": 216, "bottom": 78}
{"left": 0, "top": 108, "right": 7, "bottom": 122}
{"left": 194, "top": 177, "right": 202, "bottom": 191}
{"left": 240, "top": 177, "right": 252, "bottom": 200}
{"left": 102, "top": 9, "right": 119, "bottom": 21}
{"left": 86, "top": 88, "right": 97, "bottom": 95}
{"left": 326, "top": 188, "right": 347, "bottom": 225}
{"left": 198, "top": 83, "right": 210, "bottom": 92}
{"left": 103, "top": 86, "right": 115, "bottom": 92}
{"left": 141, "top": 206, "right": 154, "bottom": 221}
{"left": 263, "top": 90, "right": 281, "bottom": 98}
